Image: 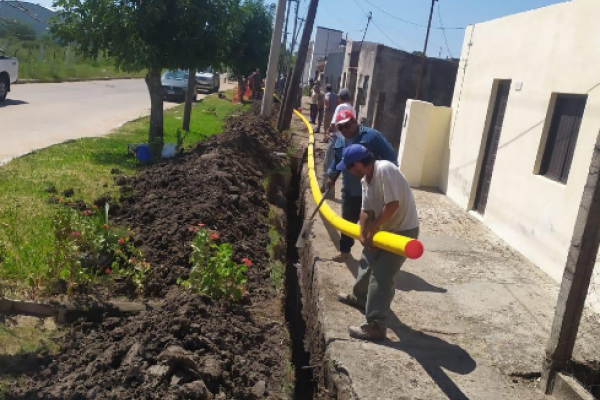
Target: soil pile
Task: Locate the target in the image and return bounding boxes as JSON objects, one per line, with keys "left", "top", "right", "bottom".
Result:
{"left": 9, "top": 290, "right": 288, "bottom": 400}
{"left": 7, "top": 105, "right": 293, "bottom": 400}
{"left": 117, "top": 111, "right": 287, "bottom": 297}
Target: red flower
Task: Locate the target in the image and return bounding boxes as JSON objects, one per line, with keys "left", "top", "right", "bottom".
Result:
{"left": 198, "top": 223, "right": 205, "bottom": 227}
{"left": 105, "top": 268, "right": 111, "bottom": 275}
{"left": 81, "top": 209, "right": 93, "bottom": 217}
{"left": 71, "top": 231, "right": 81, "bottom": 237}
{"left": 118, "top": 238, "right": 125, "bottom": 245}
{"left": 102, "top": 224, "right": 109, "bottom": 229}
{"left": 241, "top": 257, "right": 252, "bottom": 267}
{"left": 210, "top": 232, "right": 220, "bottom": 240}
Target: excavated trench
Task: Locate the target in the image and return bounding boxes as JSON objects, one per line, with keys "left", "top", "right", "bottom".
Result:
{"left": 281, "top": 147, "right": 353, "bottom": 400}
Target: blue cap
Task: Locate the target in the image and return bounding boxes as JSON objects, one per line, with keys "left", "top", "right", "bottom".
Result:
{"left": 336, "top": 144, "right": 370, "bottom": 171}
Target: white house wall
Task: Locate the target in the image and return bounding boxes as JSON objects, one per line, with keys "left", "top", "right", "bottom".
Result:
{"left": 446, "top": 0, "right": 600, "bottom": 284}
{"left": 307, "top": 27, "right": 343, "bottom": 83}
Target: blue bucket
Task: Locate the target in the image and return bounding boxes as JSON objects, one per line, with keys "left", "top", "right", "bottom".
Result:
{"left": 136, "top": 144, "right": 151, "bottom": 162}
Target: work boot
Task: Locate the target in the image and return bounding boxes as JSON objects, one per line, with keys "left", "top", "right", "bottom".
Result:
{"left": 348, "top": 322, "right": 387, "bottom": 342}
{"left": 332, "top": 252, "right": 349, "bottom": 263}
{"left": 337, "top": 292, "right": 365, "bottom": 312}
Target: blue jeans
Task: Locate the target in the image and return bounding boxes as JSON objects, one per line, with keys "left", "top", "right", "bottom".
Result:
{"left": 340, "top": 195, "right": 362, "bottom": 253}
{"left": 310, "top": 104, "right": 318, "bottom": 123}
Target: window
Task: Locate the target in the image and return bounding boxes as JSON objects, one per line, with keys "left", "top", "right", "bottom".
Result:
{"left": 540, "top": 94, "right": 587, "bottom": 183}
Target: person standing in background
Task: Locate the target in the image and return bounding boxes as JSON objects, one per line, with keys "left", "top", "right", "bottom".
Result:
{"left": 309, "top": 83, "right": 319, "bottom": 124}
{"left": 322, "top": 84, "right": 338, "bottom": 142}
{"left": 315, "top": 85, "right": 325, "bottom": 133}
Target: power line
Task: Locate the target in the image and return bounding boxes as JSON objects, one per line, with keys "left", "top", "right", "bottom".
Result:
{"left": 0, "top": 0, "right": 48, "bottom": 24}
{"left": 361, "top": 0, "right": 465, "bottom": 30}
{"left": 370, "top": 17, "right": 403, "bottom": 50}
{"left": 437, "top": 1, "right": 453, "bottom": 58}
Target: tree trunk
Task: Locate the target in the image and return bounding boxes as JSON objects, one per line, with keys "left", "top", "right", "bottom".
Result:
{"left": 183, "top": 68, "right": 196, "bottom": 132}
{"left": 145, "top": 66, "right": 164, "bottom": 158}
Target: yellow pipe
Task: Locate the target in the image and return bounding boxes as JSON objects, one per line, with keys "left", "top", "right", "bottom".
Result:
{"left": 290, "top": 106, "right": 424, "bottom": 259}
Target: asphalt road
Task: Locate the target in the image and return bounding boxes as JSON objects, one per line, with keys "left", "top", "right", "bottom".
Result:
{"left": 0, "top": 79, "right": 232, "bottom": 164}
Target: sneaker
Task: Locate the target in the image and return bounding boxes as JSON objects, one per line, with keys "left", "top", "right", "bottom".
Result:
{"left": 348, "top": 322, "right": 387, "bottom": 342}
{"left": 337, "top": 293, "right": 365, "bottom": 311}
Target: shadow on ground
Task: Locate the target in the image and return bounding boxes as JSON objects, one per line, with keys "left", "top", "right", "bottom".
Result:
{"left": 0, "top": 99, "right": 28, "bottom": 108}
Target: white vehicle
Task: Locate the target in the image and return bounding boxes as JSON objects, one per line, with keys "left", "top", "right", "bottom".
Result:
{"left": 195, "top": 67, "right": 220, "bottom": 93}
{"left": 0, "top": 49, "right": 18, "bottom": 102}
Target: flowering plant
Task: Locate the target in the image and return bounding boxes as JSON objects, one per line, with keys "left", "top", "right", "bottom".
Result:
{"left": 178, "top": 225, "right": 248, "bottom": 301}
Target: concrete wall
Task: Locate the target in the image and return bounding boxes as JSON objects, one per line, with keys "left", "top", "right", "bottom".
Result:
{"left": 302, "top": 42, "right": 314, "bottom": 84}
{"left": 340, "top": 40, "right": 364, "bottom": 101}
{"left": 355, "top": 44, "right": 457, "bottom": 151}
{"left": 323, "top": 50, "right": 345, "bottom": 92}
{"left": 307, "top": 27, "right": 343, "bottom": 84}
{"left": 445, "top": 0, "right": 600, "bottom": 284}
{"left": 397, "top": 100, "right": 452, "bottom": 188}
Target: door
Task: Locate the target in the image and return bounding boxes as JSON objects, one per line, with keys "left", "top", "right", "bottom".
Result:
{"left": 474, "top": 80, "right": 511, "bottom": 215}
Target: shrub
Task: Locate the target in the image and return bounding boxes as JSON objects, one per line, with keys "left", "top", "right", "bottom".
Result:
{"left": 46, "top": 201, "right": 150, "bottom": 293}
{"left": 178, "top": 226, "right": 248, "bottom": 301}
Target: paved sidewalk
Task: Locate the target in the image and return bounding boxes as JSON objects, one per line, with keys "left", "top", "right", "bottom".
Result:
{"left": 295, "top": 114, "right": 600, "bottom": 400}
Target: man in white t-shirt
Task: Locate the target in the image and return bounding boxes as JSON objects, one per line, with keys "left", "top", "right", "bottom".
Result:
{"left": 320, "top": 88, "right": 355, "bottom": 197}
{"left": 335, "top": 144, "right": 419, "bottom": 341}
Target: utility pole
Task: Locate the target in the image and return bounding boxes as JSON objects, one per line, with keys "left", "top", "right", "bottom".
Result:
{"left": 285, "top": 0, "right": 300, "bottom": 76}
{"left": 279, "top": 0, "right": 292, "bottom": 78}
{"left": 415, "top": 0, "right": 437, "bottom": 100}
{"left": 541, "top": 131, "right": 600, "bottom": 393}
{"left": 278, "top": 0, "right": 320, "bottom": 131}
{"left": 360, "top": 11, "right": 372, "bottom": 46}
{"left": 262, "top": 0, "right": 286, "bottom": 117}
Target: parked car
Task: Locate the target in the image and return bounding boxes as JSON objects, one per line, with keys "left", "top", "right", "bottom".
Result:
{"left": 161, "top": 70, "right": 197, "bottom": 103}
{"left": 195, "top": 67, "right": 220, "bottom": 93}
{"left": 0, "top": 49, "right": 18, "bottom": 103}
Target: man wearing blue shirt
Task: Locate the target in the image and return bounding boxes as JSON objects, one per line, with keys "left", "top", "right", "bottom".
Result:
{"left": 326, "top": 109, "right": 397, "bottom": 262}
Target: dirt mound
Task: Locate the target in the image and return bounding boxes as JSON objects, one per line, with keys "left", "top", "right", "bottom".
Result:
{"left": 10, "top": 289, "right": 289, "bottom": 400}
{"left": 116, "top": 112, "right": 287, "bottom": 297}
{"left": 6, "top": 105, "right": 294, "bottom": 400}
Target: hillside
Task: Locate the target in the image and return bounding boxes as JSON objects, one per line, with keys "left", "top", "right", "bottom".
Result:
{"left": 0, "top": 1, "right": 56, "bottom": 36}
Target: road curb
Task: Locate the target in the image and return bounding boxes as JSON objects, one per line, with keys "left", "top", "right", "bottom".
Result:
{"left": 14, "top": 76, "right": 144, "bottom": 85}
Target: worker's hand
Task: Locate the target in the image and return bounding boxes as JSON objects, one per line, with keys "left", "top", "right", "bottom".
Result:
{"left": 326, "top": 177, "right": 336, "bottom": 188}
{"left": 328, "top": 124, "right": 336, "bottom": 133}
{"left": 363, "top": 227, "right": 378, "bottom": 251}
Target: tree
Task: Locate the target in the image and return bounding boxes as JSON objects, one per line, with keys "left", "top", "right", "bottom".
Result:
{"left": 0, "top": 20, "right": 37, "bottom": 40}
{"left": 52, "top": 0, "right": 235, "bottom": 156}
{"left": 224, "top": 0, "right": 272, "bottom": 80}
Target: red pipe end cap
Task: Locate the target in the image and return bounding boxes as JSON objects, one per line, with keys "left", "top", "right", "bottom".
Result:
{"left": 405, "top": 239, "right": 424, "bottom": 259}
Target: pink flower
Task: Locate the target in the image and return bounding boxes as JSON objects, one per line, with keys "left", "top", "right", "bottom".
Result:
{"left": 241, "top": 257, "right": 252, "bottom": 267}
{"left": 189, "top": 226, "right": 200, "bottom": 233}
{"left": 210, "top": 232, "right": 220, "bottom": 240}
{"left": 198, "top": 223, "right": 205, "bottom": 227}
{"left": 118, "top": 238, "right": 125, "bottom": 245}
{"left": 71, "top": 231, "right": 81, "bottom": 237}
{"left": 105, "top": 268, "right": 111, "bottom": 275}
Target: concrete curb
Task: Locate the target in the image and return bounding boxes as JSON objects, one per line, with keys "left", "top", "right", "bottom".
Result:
{"left": 14, "top": 76, "right": 144, "bottom": 85}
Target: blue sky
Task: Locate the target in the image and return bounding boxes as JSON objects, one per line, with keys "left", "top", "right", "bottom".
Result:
{"left": 32, "top": 0, "right": 569, "bottom": 57}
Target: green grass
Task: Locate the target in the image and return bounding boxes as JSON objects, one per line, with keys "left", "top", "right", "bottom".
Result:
{"left": 0, "top": 317, "right": 60, "bottom": 400}
{"left": 0, "top": 94, "right": 243, "bottom": 298}
{"left": 0, "top": 37, "right": 145, "bottom": 82}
